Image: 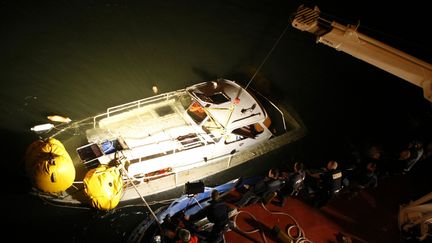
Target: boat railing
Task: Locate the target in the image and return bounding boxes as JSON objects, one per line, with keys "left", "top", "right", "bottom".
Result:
{"left": 128, "top": 151, "right": 234, "bottom": 186}
{"left": 123, "top": 132, "right": 212, "bottom": 166}
{"left": 251, "top": 88, "right": 287, "bottom": 132}
{"left": 91, "top": 88, "right": 187, "bottom": 128}
{"left": 265, "top": 96, "right": 287, "bottom": 131}
{"left": 47, "top": 116, "right": 96, "bottom": 140}
{"left": 139, "top": 132, "right": 206, "bottom": 150}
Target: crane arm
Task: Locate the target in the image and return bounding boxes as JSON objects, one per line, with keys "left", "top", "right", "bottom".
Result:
{"left": 291, "top": 5, "right": 432, "bottom": 102}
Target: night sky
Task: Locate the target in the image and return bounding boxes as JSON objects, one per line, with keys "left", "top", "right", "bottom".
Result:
{"left": 0, "top": 1, "right": 431, "bottom": 242}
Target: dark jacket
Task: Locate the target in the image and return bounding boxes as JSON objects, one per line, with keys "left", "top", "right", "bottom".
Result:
{"left": 190, "top": 199, "right": 229, "bottom": 231}
{"left": 320, "top": 169, "right": 343, "bottom": 194}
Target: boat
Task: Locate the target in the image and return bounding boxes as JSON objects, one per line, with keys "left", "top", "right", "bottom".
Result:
{"left": 25, "top": 78, "right": 306, "bottom": 210}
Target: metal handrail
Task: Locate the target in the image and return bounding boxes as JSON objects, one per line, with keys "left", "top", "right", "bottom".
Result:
{"left": 251, "top": 88, "right": 287, "bottom": 132}
{"left": 92, "top": 88, "right": 187, "bottom": 128}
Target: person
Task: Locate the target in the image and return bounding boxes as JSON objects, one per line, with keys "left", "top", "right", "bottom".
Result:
{"left": 275, "top": 162, "right": 305, "bottom": 207}
{"left": 308, "top": 160, "right": 343, "bottom": 207}
{"left": 402, "top": 140, "right": 424, "bottom": 173}
{"left": 361, "top": 144, "right": 389, "bottom": 177}
{"left": 357, "top": 162, "right": 378, "bottom": 189}
{"left": 235, "top": 168, "right": 283, "bottom": 207}
{"left": 346, "top": 162, "right": 378, "bottom": 199}
{"left": 161, "top": 214, "right": 181, "bottom": 241}
{"left": 176, "top": 228, "right": 199, "bottom": 243}
{"left": 185, "top": 189, "right": 230, "bottom": 243}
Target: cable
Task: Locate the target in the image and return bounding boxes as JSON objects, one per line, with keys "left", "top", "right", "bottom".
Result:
{"left": 259, "top": 203, "right": 312, "bottom": 243}
{"left": 245, "top": 21, "right": 291, "bottom": 90}
{"left": 231, "top": 209, "right": 268, "bottom": 243}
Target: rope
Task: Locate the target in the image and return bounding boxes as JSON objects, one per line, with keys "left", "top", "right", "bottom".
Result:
{"left": 259, "top": 203, "right": 312, "bottom": 243}
{"left": 230, "top": 204, "right": 313, "bottom": 243}
{"left": 120, "top": 167, "right": 161, "bottom": 226}
{"left": 231, "top": 209, "right": 268, "bottom": 243}
{"left": 227, "top": 201, "right": 313, "bottom": 243}
{"left": 231, "top": 20, "right": 291, "bottom": 125}
{"left": 245, "top": 21, "right": 291, "bottom": 90}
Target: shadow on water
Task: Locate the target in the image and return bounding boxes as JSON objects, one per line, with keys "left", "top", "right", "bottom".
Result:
{"left": 0, "top": 129, "right": 34, "bottom": 195}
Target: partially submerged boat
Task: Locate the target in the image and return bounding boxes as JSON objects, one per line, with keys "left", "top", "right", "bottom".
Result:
{"left": 25, "top": 78, "right": 306, "bottom": 210}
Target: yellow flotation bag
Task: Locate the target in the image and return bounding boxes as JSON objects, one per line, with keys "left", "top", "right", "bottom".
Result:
{"left": 25, "top": 138, "right": 76, "bottom": 193}
{"left": 83, "top": 165, "right": 123, "bottom": 211}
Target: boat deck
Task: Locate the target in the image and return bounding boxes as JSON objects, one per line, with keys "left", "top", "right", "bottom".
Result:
{"left": 222, "top": 169, "right": 431, "bottom": 243}
{"left": 89, "top": 96, "right": 193, "bottom": 146}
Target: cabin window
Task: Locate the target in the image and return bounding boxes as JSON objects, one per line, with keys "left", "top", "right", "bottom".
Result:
{"left": 194, "top": 92, "right": 230, "bottom": 104}
{"left": 155, "top": 105, "right": 175, "bottom": 117}
{"left": 202, "top": 118, "right": 223, "bottom": 143}
{"left": 237, "top": 123, "right": 264, "bottom": 138}
{"left": 194, "top": 92, "right": 212, "bottom": 103}
{"left": 225, "top": 123, "right": 264, "bottom": 144}
{"left": 225, "top": 133, "right": 246, "bottom": 144}
{"left": 177, "top": 133, "right": 205, "bottom": 149}
{"left": 208, "top": 93, "right": 230, "bottom": 104}
{"left": 187, "top": 101, "right": 207, "bottom": 124}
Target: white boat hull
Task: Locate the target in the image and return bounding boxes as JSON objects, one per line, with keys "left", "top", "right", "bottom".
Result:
{"left": 31, "top": 79, "right": 306, "bottom": 207}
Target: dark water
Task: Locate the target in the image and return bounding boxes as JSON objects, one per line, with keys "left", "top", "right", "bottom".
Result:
{"left": 1, "top": 1, "right": 431, "bottom": 242}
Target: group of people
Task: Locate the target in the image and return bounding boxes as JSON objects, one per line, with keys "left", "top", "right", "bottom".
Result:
{"left": 298, "top": 138, "right": 430, "bottom": 207}
{"left": 160, "top": 189, "right": 230, "bottom": 243}
{"left": 233, "top": 155, "right": 382, "bottom": 209}
{"left": 160, "top": 138, "right": 431, "bottom": 243}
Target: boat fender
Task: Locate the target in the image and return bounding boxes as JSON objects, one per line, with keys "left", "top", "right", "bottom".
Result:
{"left": 24, "top": 138, "right": 76, "bottom": 193}
{"left": 30, "top": 123, "right": 54, "bottom": 132}
{"left": 83, "top": 165, "right": 123, "bottom": 211}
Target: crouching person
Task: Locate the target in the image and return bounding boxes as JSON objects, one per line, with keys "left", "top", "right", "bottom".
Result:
{"left": 185, "top": 189, "right": 230, "bottom": 243}
{"left": 308, "top": 160, "right": 343, "bottom": 208}
{"left": 176, "top": 229, "right": 199, "bottom": 243}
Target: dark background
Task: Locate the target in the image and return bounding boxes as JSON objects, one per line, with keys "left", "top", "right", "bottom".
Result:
{"left": 1, "top": 1, "right": 431, "bottom": 242}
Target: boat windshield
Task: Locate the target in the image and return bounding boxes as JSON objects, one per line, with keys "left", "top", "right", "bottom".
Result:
{"left": 225, "top": 123, "right": 264, "bottom": 144}
{"left": 202, "top": 117, "right": 223, "bottom": 142}
{"left": 194, "top": 92, "right": 230, "bottom": 104}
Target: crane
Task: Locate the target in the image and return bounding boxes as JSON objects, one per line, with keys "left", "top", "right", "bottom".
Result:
{"left": 290, "top": 5, "right": 432, "bottom": 102}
